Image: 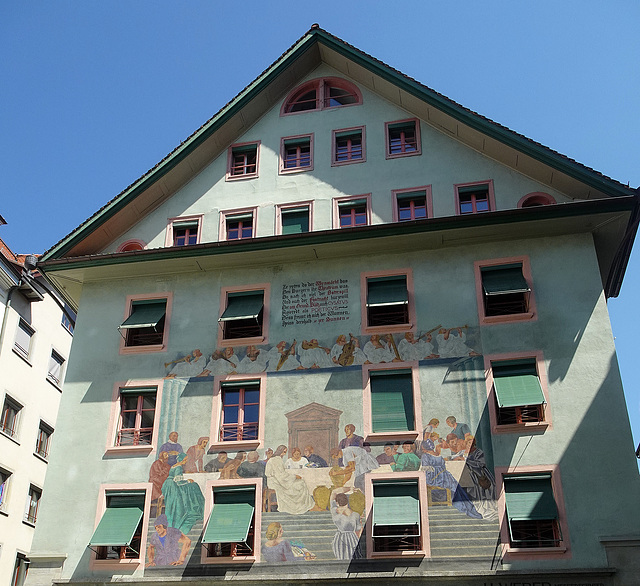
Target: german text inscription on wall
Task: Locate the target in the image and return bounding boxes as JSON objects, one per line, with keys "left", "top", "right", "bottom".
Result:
{"left": 281, "top": 279, "right": 349, "bottom": 327}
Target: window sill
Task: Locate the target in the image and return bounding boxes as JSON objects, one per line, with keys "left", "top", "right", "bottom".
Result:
{"left": 104, "top": 445, "right": 155, "bottom": 457}
{"left": 368, "top": 550, "right": 426, "bottom": 559}
{"left": 12, "top": 347, "right": 32, "bottom": 366}
{"left": 280, "top": 165, "right": 314, "bottom": 175}
{"left": 200, "top": 551, "right": 256, "bottom": 565}
{"left": 22, "top": 519, "right": 37, "bottom": 528}
{"left": 226, "top": 172, "right": 259, "bottom": 182}
{"left": 120, "top": 343, "right": 167, "bottom": 355}
{"left": 220, "top": 335, "right": 266, "bottom": 348}
{"left": 33, "top": 451, "right": 49, "bottom": 463}
{"left": 361, "top": 323, "right": 413, "bottom": 336}
{"left": 46, "top": 377, "right": 63, "bottom": 392}
{"left": 208, "top": 439, "right": 261, "bottom": 453}
{"left": 331, "top": 158, "right": 365, "bottom": 167}
{"left": 0, "top": 428, "right": 20, "bottom": 445}
{"left": 90, "top": 558, "right": 141, "bottom": 571}
{"left": 365, "top": 430, "right": 419, "bottom": 443}
{"left": 386, "top": 150, "right": 421, "bottom": 160}
{"left": 480, "top": 311, "right": 536, "bottom": 326}
{"left": 503, "top": 545, "right": 568, "bottom": 560}
{"left": 0, "top": 508, "right": 8, "bottom": 518}
{"left": 493, "top": 421, "right": 550, "bottom": 435}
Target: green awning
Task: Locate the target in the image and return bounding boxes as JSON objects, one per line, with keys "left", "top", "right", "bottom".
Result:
{"left": 203, "top": 488, "right": 255, "bottom": 544}
{"left": 219, "top": 292, "right": 263, "bottom": 322}
{"left": 504, "top": 475, "right": 557, "bottom": 521}
{"left": 119, "top": 301, "right": 166, "bottom": 330}
{"left": 89, "top": 506, "right": 143, "bottom": 547}
{"left": 373, "top": 481, "right": 420, "bottom": 536}
{"left": 370, "top": 371, "right": 414, "bottom": 432}
{"left": 493, "top": 361, "right": 544, "bottom": 408}
{"left": 281, "top": 210, "right": 310, "bottom": 235}
{"left": 227, "top": 213, "right": 253, "bottom": 223}
{"left": 481, "top": 265, "right": 530, "bottom": 296}
{"left": 367, "top": 276, "right": 408, "bottom": 307}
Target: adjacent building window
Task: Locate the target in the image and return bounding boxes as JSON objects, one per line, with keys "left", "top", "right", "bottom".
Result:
{"left": 0, "top": 468, "right": 10, "bottom": 510}
{"left": 1, "top": 396, "right": 22, "bottom": 438}
{"left": 11, "top": 553, "right": 29, "bottom": 586}
{"left": 220, "top": 381, "right": 260, "bottom": 442}
{"left": 25, "top": 485, "right": 41, "bottom": 524}
{"left": 280, "top": 134, "right": 313, "bottom": 173}
{"left": 332, "top": 127, "right": 365, "bottom": 165}
{"left": 61, "top": 304, "right": 75, "bottom": 334}
{"left": 386, "top": 119, "right": 421, "bottom": 158}
{"left": 35, "top": 422, "right": 54, "bottom": 459}
{"left": 227, "top": 142, "right": 259, "bottom": 179}
{"left": 492, "top": 359, "right": 546, "bottom": 425}
{"left": 89, "top": 491, "right": 146, "bottom": 561}
{"left": 116, "top": 388, "right": 156, "bottom": 447}
{"left": 119, "top": 297, "right": 168, "bottom": 349}
{"left": 371, "top": 479, "right": 422, "bottom": 553}
{"left": 282, "top": 77, "right": 362, "bottom": 114}
{"left": 455, "top": 181, "right": 495, "bottom": 215}
{"left": 224, "top": 212, "right": 254, "bottom": 240}
{"left": 203, "top": 485, "right": 256, "bottom": 560}
{"left": 277, "top": 204, "right": 311, "bottom": 235}
{"left": 365, "top": 275, "right": 410, "bottom": 328}
{"left": 334, "top": 196, "right": 370, "bottom": 228}
{"left": 219, "top": 290, "right": 265, "bottom": 341}
{"left": 393, "top": 187, "right": 432, "bottom": 221}
{"left": 14, "top": 319, "right": 34, "bottom": 361}
{"left": 167, "top": 216, "right": 202, "bottom": 247}
{"left": 47, "top": 350, "right": 65, "bottom": 387}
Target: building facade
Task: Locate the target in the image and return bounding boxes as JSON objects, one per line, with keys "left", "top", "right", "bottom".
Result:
{"left": 27, "top": 27, "right": 640, "bottom": 586}
{"left": 0, "top": 222, "right": 74, "bottom": 585}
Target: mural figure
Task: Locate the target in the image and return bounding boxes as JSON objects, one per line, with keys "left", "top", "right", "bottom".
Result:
{"left": 237, "top": 345, "right": 268, "bottom": 373}
{"left": 463, "top": 438, "right": 498, "bottom": 520}
{"left": 331, "top": 334, "right": 367, "bottom": 366}
{"left": 203, "top": 347, "right": 239, "bottom": 376}
{"left": 265, "top": 445, "right": 314, "bottom": 514}
{"left": 204, "top": 451, "right": 228, "bottom": 472}
{"left": 285, "top": 447, "right": 308, "bottom": 469}
{"left": 266, "top": 340, "right": 303, "bottom": 371}
{"left": 219, "top": 451, "right": 246, "bottom": 479}
{"left": 338, "top": 424, "right": 367, "bottom": 465}
{"left": 363, "top": 334, "right": 397, "bottom": 364}
{"left": 391, "top": 441, "right": 421, "bottom": 471}
{"left": 446, "top": 416, "right": 472, "bottom": 440}
{"left": 376, "top": 443, "right": 396, "bottom": 465}
{"left": 397, "top": 331, "right": 439, "bottom": 361}
{"left": 184, "top": 436, "right": 209, "bottom": 473}
{"left": 304, "top": 445, "right": 328, "bottom": 468}
{"left": 260, "top": 448, "right": 274, "bottom": 465}
{"left": 161, "top": 452, "right": 205, "bottom": 534}
{"left": 445, "top": 434, "right": 467, "bottom": 460}
{"left": 159, "top": 431, "right": 183, "bottom": 466}
{"left": 330, "top": 488, "right": 363, "bottom": 560}
{"left": 146, "top": 514, "right": 191, "bottom": 567}
{"left": 261, "top": 522, "right": 315, "bottom": 561}
{"left": 237, "top": 450, "right": 267, "bottom": 487}
{"left": 329, "top": 449, "right": 352, "bottom": 488}
{"left": 299, "top": 339, "right": 333, "bottom": 369}
{"left": 166, "top": 349, "right": 207, "bottom": 378}
{"left": 148, "top": 451, "right": 171, "bottom": 504}
{"left": 436, "top": 327, "right": 478, "bottom": 358}
{"left": 340, "top": 445, "right": 379, "bottom": 492}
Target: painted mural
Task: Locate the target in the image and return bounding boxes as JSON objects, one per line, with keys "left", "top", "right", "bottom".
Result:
{"left": 140, "top": 328, "right": 500, "bottom": 572}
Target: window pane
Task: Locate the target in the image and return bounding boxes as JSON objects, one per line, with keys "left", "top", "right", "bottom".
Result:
{"left": 244, "top": 404, "right": 259, "bottom": 423}
{"left": 244, "top": 389, "right": 260, "bottom": 404}
{"left": 122, "top": 396, "right": 139, "bottom": 411}
{"left": 142, "top": 395, "right": 156, "bottom": 410}
{"left": 223, "top": 405, "right": 239, "bottom": 424}
{"left": 141, "top": 411, "right": 155, "bottom": 429}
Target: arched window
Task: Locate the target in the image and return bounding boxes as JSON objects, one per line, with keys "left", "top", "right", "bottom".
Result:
{"left": 117, "top": 239, "right": 146, "bottom": 253}
{"left": 518, "top": 192, "right": 556, "bottom": 208}
{"left": 282, "top": 77, "right": 362, "bottom": 115}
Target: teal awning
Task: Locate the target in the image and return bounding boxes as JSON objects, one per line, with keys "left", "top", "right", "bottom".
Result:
{"left": 493, "top": 361, "right": 544, "bottom": 408}
{"left": 370, "top": 371, "right": 414, "bottom": 432}
{"left": 203, "top": 488, "right": 255, "bottom": 544}
{"left": 219, "top": 292, "right": 263, "bottom": 322}
{"left": 227, "top": 213, "right": 254, "bottom": 222}
{"left": 281, "top": 209, "right": 310, "bottom": 234}
{"left": 88, "top": 506, "right": 143, "bottom": 547}
{"left": 504, "top": 475, "right": 557, "bottom": 521}
{"left": 481, "top": 265, "right": 530, "bottom": 296}
{"left": 373, "top": 481, "right": 420, "bottom": 536}
{"left": 119, "top": 301, "right": 166, "bottom": 330}
{"left": 367, "top": 276, "right": 408, "bottom": 307}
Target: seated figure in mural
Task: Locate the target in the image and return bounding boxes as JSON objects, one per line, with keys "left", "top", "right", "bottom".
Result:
{"left": 304, "top": 445, "right": 328, "bottom": 468}
{"left": 145, "top": 514, "right": 191, "bottom": 567}
{"left": 463, "top": 437, "right": 498, "bottom": 520}
{"left": 363, "top": 334, "right": 397, "bottom": 364}
{"left": 183, "top": 436, "right": 209, "bottom": 473}
{"left": 420, "top": 448, "right": 482, "bottom": 519}
{"left": 261, "top": 522, "right": 315, "bottom": 562}
{"left": 285, "top": 447, "right": 309, "bottom": 470}
{"left": 330, "top": 487, "right": 363, "bottom": 560}
{"left": 204, "top": 450, "right": 228, "bottom": 473}
{"left": 331, "top": 334, "right": 367, "bottom": 367}
{"left": 202, "top": 347, "right": 239, "bottom": 376}
{"left": 340, "top": 445, "right": 379, "bottom": 492}
{"left": 299, "top": 339, "right": 333, "bottom": 369}
{"left": 329, "top": 448, "right": 352, "bottom": 488}
{"left": 435, "top": 327, "right": 478, "bottom": 358}
{"left": 446, "top": 416, "right": 473, "bottom": 441}
{"left": 397, "top": 331, "right": 438, "bottom": 361}
{"left": 265, "top": 445, "right": 314, "bottom": 515}
{"left": 219, "top": 451, "right": 246, "bottom": 479}
{"left": 445, "top": 434, "right": 467, "bottom": 461}
{"left": 391, "top": 441, "right": 422, "bottom": 471}
{"left": 161, "top": 452, "right": 205, "bottom": 535}
{"left": 159, "top": 431, "right": 183, "bottom": 467}
{"left": 237, "top": 450, "right": 266, "bottom": 487}
{"left": 166, "top": 348, "right": 208, "bottom": 378}
{"left": 338, "top": 424, "right": 369, "bottom": 465}
{"left": 266, "top": 340, "right": 303, "bottom": 372}
{"left": 376, "top": 443, "right": 396, "bottom": 465}
{"left": 237, "top": 345, "right": 268, "bottom": 374}
{"left": 148, "top": 451, "right": 171, "bottom": 504}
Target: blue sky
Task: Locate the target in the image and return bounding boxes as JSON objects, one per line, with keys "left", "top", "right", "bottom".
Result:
{"left": 1, "top": 2, "right": 639, "bottom": 453}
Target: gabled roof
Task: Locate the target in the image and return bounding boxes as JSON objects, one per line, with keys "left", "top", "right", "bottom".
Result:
{"left": 41, "top": 25, "right": 637, "bottom": 264}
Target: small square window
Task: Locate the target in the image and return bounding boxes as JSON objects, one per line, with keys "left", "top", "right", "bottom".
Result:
{"left": 227, "top": 142, "right": 259, "bottom": 180}
{"left": 455, "top": 181, "right": 494, "bottom": 215}
{"left": 372, "top": 479, "right": 422, "bottom": 553}
{"left": 225, "top": 213, "right": 254, "bottom": 240}
{"left": 366, "top": 275, "right": 410, "bottom": 328}
{"left": 1, "top": 396, "right": 22, "bottom": 439}
{"left": 481, "top": 264, "right": 530, "bottom": 317}
{"left": 337, "top": 198, "right": 369, "bottom": 228}
{"left": 386, "top": 119, "right": 421, "bottom": 158}
{"left": 219, "top": 381, "right": 260, "bottom": 442}
{"left": 119, "top": 298, "right": 168, "bottom": 349}
{"left": 35, "top": 422, "right": 54, "bottom": 459}
{"left": 47, "top": 350, "right": 65, "bottom": 387}
{"left": 25, "top": 485, "right": 41, "bottom": 524}
{"left": 173, "top": 220, "right": 200, "bottom": 246}
{"left": 116, "top": 388, "right": 157, "bottom": 447}
{"left": 492, "top": 359, "right": 546, "bottom": 426}
{"left": 0, "top": 468, "right": 11, "bottom": 511}
{"left": 332, "top": 127, "right": 365, "bottom": 166}
{"left": 279, "top": 205, "right": 311, "bottom": 235}
{"left": 394, "top": 188, "right": 430, "bottom": 221}
{"left": 280, "top": 135, "right": 313, "bottom": 173}
{"left": 14, "top": 319, "right": 34, "bottom": 360}
{"left": 219, "top": 291, "right": 264, "bottom": 341}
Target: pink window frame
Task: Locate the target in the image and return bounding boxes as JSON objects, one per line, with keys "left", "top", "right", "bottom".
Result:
{"left": 119, "top": 292, "right": 172, "bottom": 355}
{"left": 117, "top": 239, "right": 146, "bottom": 253}
{"left": 474, "top": 255, "right": 537, "bottom": 325}
{"left": 484, "top": 351, "right": 551, "bottom": 434}
{"left": 496, "top": 465, "right": 571, "bottom": 560}
{"left": 454, "top": 180, "right": 496, "bottom": 215}
{"left": 201, "top": 477, "right": 262, "bottom": 564}
{"left": 518, "top": 192, "right": 557, "bottom": 208}
{"left": 332, "top": 194, "right": 372, "bottom": 230}
{"left": 364, "top": 471, "right": 430, "bottom": 559}
{"left": 219, "top": 207, "right": 258, "bottom": 242}
{"left": 275, "top": 201, "right": 314, "bottom": 235}
{"left": 280, "top": 76, "right": 363, "bottom": 116}
{"left": 392, "top": 186, "right": 433, "bottom": 222}
{"left": 164, "top": 214, "right": 203, "bottom": 247}
{"left": 226, "top": 141, "right": 260, "bottom": 181}
{"left": 385, "top": 118, "right": 422, "bottom": 159}
{"left": 217, "top": 283, "right": 270, "bottom": 348}
{"left": 362, "top": 362, "right": 422, "bottom": 442}
{"left": 89, "top": 482, "right": 152, "bottom": 570}
{"left": 360, "top": 268, "right": 415, "bottom": 336}
{"left": 331, "top": 126, "right": 366, "bottom": 167}
{"left": 104, "top": 379, "right": 163, "bottom": 456}
{"left": 279, "top": 133, "right": 314, "bottom": 174}
{"left": 209, "top": 373, "right": 267, "bottom": 453}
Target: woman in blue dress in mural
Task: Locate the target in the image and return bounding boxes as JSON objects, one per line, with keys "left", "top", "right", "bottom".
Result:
{"left": 161, "top": 452, "right": 205, "bottom": 534}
